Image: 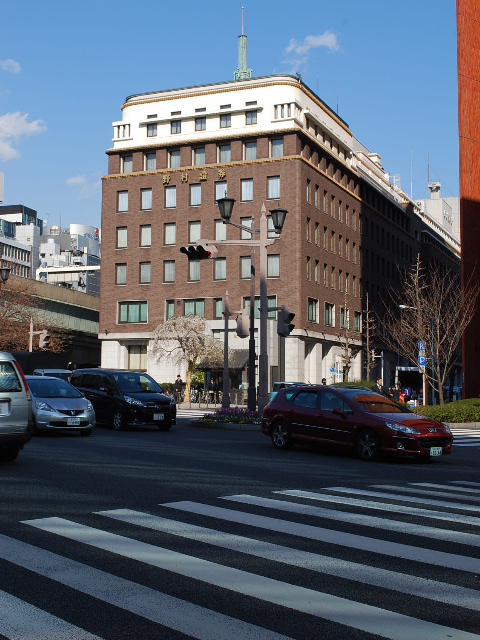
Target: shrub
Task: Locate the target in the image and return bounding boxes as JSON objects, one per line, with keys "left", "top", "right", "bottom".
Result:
{"left": 413, "top": 398, "right": 480, "bottom": 423}
{"left": 199, "top": 407, "right": 261, "bottom": 425}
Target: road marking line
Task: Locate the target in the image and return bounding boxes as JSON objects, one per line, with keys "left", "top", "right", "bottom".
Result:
{"left": 327, "top": 487, "right": 480, "bottom": 512}
{"left": 409, "top": 483, "right": 480, "bottom": 494}
{"left": 220, "top": 493, "right": 480, "bottom": 547}
{"left": 98, "top": 508, "right": 480, "bottom": 612}
{"left": 369, "top": 485, "right": 480, "bottom": 504}
{"left": 275, "top": 489, "right": 480, "bottom": 527}
{"left": 164, "top": 500, "right": 480, "bottom": 574}
{"left": 21, "top": 517, "right": 477, "bottom": 640}
{"left": 0, "top": 533, "right": 289, "bottom": 640}
{"left": 0, "top": 589, "right": 102, "bottom": 640}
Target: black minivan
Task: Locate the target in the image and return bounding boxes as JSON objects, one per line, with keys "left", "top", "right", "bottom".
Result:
{"left": 70, "top": 369, "right": 176, "bottom": 431}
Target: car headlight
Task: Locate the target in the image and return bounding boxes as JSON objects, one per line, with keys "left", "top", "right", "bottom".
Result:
{"left": 124, "top": 395, "right": 145, "bottom": 407}
{"left": 385, "top": 421, "right": 420, "bottom": 435}
{"left": 35, "top": 400, "right": 55, "bottom": 412}
{"left": 169, "top": 397, "right": 176, "bottom": 405}
{"left": 86, "top": 401, "right": 94, "bottom": 411}
{"left": 442, "top": 423, "right": 452, "bottom": 434}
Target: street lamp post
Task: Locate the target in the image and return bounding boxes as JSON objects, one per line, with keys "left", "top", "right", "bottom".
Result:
{"left": 217, "top": 198, "right": 287, "bottom": 415}
{"left": 399, "top": 304, "right": 426, "bottom": 405}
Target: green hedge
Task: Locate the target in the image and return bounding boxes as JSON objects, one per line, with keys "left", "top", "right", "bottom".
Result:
{"left": 413, "top": 399, "right": 480, "bottom": 423}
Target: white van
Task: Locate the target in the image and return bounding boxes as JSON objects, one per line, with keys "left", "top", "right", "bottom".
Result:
{"left": 0, "top": 352, "right": 33, "bottom": 461}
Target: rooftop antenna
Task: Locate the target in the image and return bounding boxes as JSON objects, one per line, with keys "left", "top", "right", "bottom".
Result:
{"left": 234, "top": 6, "right": 252, "bottom": 80}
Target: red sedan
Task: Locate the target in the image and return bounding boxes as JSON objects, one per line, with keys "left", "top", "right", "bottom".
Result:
{"left": 261, "top": 385, "right": 453, "bottom": 461}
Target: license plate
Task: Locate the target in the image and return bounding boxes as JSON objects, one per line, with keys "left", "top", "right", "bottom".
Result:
{"left": 430, "top": 446, "right": 442, "bottom": 456}
{"left": 67, "top": 417, "right": 81, "bottom": 426}
{"left": 154, "top": 413, "right": 164, "bottom": 421}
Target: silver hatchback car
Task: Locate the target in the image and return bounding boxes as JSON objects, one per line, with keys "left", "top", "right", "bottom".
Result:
{"left": 0, "top": 352, "right": 33, "bottom": 461}
{"left": 26, "top": 376, "right": 95, "bottom": 436}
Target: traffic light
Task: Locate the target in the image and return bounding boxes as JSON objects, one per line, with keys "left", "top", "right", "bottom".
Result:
{"left": 38, "top": 329, "right": 50, "bottom": 349}
{"left": 180, "top": 240, "right": 218, "bottom": 260}
{"left": 277, "top": 305, "right": 295, "bottom": 337}
{"left": 235, "top": 313, "right": 249, "bottom": 338}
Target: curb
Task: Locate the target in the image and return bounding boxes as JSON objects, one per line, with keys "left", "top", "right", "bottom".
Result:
{"left": 189, "top": 419, "right": 261, "bottom": 431}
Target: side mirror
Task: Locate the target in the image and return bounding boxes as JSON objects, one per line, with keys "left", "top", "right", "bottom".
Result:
{"left": 332, "top": 408, "right": 346, "bottom": 418}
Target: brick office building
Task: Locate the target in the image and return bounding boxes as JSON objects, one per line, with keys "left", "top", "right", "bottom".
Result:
{"left": 100, "top": 69, "right": 459, "bottom": 390}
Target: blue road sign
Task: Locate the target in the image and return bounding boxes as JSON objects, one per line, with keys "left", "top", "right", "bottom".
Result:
{"left": 330, "top": 367, "right": 335, "bottom": 374}
{"left": 418, "top": 355, "right": 427, "bottom": 367}
{"left": 418, "top": 341, "right": 426, "bottom": 351}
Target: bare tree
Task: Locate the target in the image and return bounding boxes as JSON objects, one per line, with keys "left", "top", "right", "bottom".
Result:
{"left": 363, "top": 292, "right": 377, "bottom": 382}
{"left": 0, "top": 277, "right": 71, "bottom": 352}
{"left": 379, "top": 256, "right": 479, "bottom": 404}
{"left": 336, "top": 292, "right": 362, "bottom": 382}
{"left": 151, "top": 315, "right": 224, "bottom": 401}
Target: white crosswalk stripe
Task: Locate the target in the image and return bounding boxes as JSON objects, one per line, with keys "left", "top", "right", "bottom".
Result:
{"left": 451, "top": 428, "right": 480, "bottom": 446}
{"left": 0, "top": 481, "right": 479, "bottom": 639}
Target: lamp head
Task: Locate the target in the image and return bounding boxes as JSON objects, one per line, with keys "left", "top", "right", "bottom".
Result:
{"left": 217, "top": 197, "right": 236, "bottom": 221}
{"left": 269, "top": 207, "right": 288, "bottom": 233}
{"left": 0, "top": 267, "right": 11, "bottom": 284}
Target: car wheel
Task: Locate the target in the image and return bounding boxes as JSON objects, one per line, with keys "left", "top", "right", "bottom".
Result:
{"left": 80, "top": 429, "right": 93, "bottom": 437}
{"left": 0, "top": 447, "right": 19, "bottom": 462}
{"left": 271, "top": 421, "right": 294, "bottom": 450}
{"left": 355, "top": 429, "right": 380, "bottom": 461}
{"left": 112, "top": 409, "right": 125, "bottom": 431}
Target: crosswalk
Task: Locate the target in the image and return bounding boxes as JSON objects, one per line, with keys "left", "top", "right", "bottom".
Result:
{"left": 1, "top": 481, "right": 480, "bottom": 639}
{"left": 451, "top": 427, "right": 480, "bottom": 447}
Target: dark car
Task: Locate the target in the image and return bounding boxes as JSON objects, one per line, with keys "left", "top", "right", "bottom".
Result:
{"left": 70, "top": 369, "right": 176, "bottom": 431}
{"left": 261, "top": 385, "right": 453, "bottom": 461}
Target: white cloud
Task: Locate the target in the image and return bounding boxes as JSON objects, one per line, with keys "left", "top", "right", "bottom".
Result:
{"left": 67, "top": 174, "right": 101, "bottom": 200}
{"left": 0, "top": 59, "right": 21, "bottom": 74}
{"left": 0, "top": 112, "right": 47, "bottom": 161}
{"left": 284, "top": 32, "right": 339, "bottom": 73}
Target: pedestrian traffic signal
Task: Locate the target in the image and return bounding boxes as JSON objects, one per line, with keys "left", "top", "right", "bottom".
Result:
{"left": 277, "top": 305, "right": 295, "bottom": 337}
{"left": 235, "top": 313, "right": 249, "bottom": 338}
{"left": 38, "top": 329, "right": 50, "bottom": 349}
{"left": 180, "top": 240, "right": 218, "bottom": 260}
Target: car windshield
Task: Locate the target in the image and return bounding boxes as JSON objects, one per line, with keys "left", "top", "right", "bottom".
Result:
{"left": 112, "top": 372, "right": 163, "bottom": 394}
{"left": 351, "top": 393, "right": 410, "bottom": 414}
{"left": 27, "top": 378, "right": 82, "bottom": 399}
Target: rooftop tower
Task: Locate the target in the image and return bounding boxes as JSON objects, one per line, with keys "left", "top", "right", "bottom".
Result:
{"left": 234, "top": 7, "right": 252, "bottom": 80}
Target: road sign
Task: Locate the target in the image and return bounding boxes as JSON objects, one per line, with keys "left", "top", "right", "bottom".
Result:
{"left": 330, "top": 367, "right": 335, "bottom": 374}
{"left": 418, "top": 355, "right": 427, "bottom": 367}
{"left": 418, "top": 341, "right": 426, "bottom": 351}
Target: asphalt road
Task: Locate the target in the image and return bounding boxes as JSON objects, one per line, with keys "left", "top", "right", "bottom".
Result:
{"left": 0, "top": 417, "right": 479, "bottom": 640}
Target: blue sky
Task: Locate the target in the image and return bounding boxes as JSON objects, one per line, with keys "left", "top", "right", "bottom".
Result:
{"left": 0, "top": 0, "right": 458, "bottom": 229}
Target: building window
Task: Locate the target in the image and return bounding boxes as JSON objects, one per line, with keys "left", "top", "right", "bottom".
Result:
{"left": 165, "top": 185, "right": 177, "bottom": 208}
{"left": 339, "top": 270, "right": 343, "bottom": 291}
{"left": 169, "top": 149, "right": 180, "bottom": 168}
{"left": 338, "top": 200, "right": 342, "bottom": 222}
{"left": 240, "top": 256, "right": 251, "bottom": 279}
{"left": 338, "top": 235, "right": 343, "bottom": 257}
{"left": 116, "top": 227, "right": 127, "bottom": 248}
{"left": 331, "top": 266, "right": 335, "bottom": 289}
{"left": 354, "top": 311, "right": 361, "bottom": 332}
{"left": 140, "top": 262, "right": 151, "bottom": 284}
{"left": 215, "top": 219, "right": 226, "bottom": 241}
{"left": 244, "top": 295, "right": 277, "bottom": 319}
{"left": 171, "top": 120, "right": 181, "bottom": 134}
{"left": 164, "top": 261, "right": 175, "bottom": 283}
{"left": 147, "top": 123, "right": 157, "bottom": 137}
{"left": 140, "top": 225, "right": 151, "bottom": 247}
{"left": 245, "top": 140, "right": 257, "bottom": 160}
{"left": 315, "top": 186, "right": 319, "bottom": 208}
{"left": 194, "top": 146, "right": 205, "bottom": 166}
{"left": 306, "top": 217, "right": 311, "bottom": 242}
{"left": 241, "top": 217, "right": 253, "bottom": 239}
{"left": 271, "top": 138, "right": 284, "bottom": 158}
{"left": 145, "top": 152, "right": 156, "bottom": 171}
{"left": 128, "top": 345, "right": 147, "bottom": 371}
{"left": 122, "top": 155, "right": 133, "bottom": 173}
{"left": 331, "top": 196, "right": 335, "bottom": 217}
{"left": 330, "top": 231, "right": 335, "bottom": 253}
{"left": 189, "top": 261, "right": 200, "bottom": 282}
{"left": 116, "top": 263, "right": 126, "bottom": 285}
{"left": 306, "top": 256, "right": 311, "bottom": 280}
{"left": 220, "top": 114, "right": 231, "bottom": 128}
{"left": 246, "top": 110, "right": 257, "bottom": 125}
{"left": 306, "top": 179, "right": 311, "bottom": 203}
{"left": 314, "top": 222, "right": 319, "bottom": 246}
{"left": 184, "top": 299, "right": 204, "bottom": 317}
{"left": 308, "top": 298, "right": 318, "bottom": 323}
{"left": 340, "top": 307, "right": 348, "bottom": 329}
{"left": 325, "top": 302, "right": 334, "bottom": 326}
{"left": 118, "top": 191, "right": 128, "bottom": 212}
{"left": 219, "top": 144, "right": 231, "bottom": 163}
{"left": 267, "top": 176, "right": 280, "bottom": 199}
{"left": 214, "top": 257, "right": 226, "bottom": 280}
{"left": 118, "top": 301, "right": 148, "bottom": 324}
{"left": 164, "top": 223, "right": 176, "bottom": 245}
{"left": 141, "top": 189, "right": 152, "bottom": 211}
{"left": 195, "top": 117, "right": 206, "bottom": 131}
{"left": 166, "top": 300, "right": 175, "bottom": 320}
{"left": 268, "top": 254, "right": 280, "bottom": 278}
{"left": 314, "top": 260, "right": 319, "bottom": 283}
{"left": 241, "top": 178, "right": 253, "bottom": 201}
{"left": 189, "top": 221, "right": 201, "bottom": 243}
{"left": 190, "top": 184, "right": 201, "bottom": 206}
{"left": 215, "top": 181, "right": 227, "bottom": 201}
{"left": 323, "top": 263, "right": 327, "bottom": 287}
{"left": 214, "top": 299, "right": 223, "bottom": 319}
